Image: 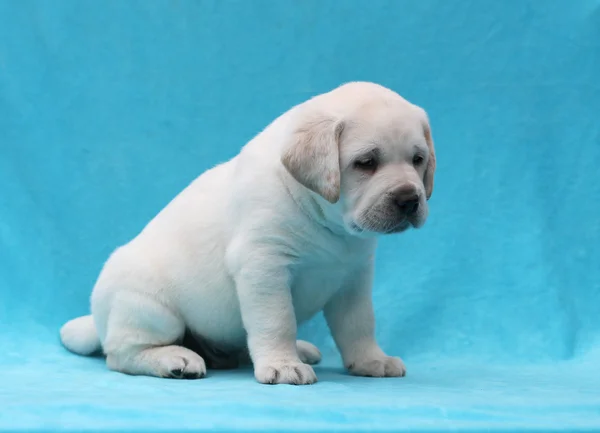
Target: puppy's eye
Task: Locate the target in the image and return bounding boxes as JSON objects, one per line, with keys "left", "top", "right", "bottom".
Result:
{"left": 412, "top": 154, "right": 425, "bottom": 166}
{"left": 354, "top": 157, "right": 377, "bottom": 171}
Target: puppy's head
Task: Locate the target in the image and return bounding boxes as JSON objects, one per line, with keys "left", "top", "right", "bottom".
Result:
{"left": 281, "top": 82, "right": 436, "bottom": 236}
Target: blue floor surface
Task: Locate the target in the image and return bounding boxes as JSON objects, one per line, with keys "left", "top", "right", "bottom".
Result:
{"left": 1, "top": 1, "right": 599, "bottom": 432}
{"left": 3, "top": 334, "right": 600, "bottom": 432}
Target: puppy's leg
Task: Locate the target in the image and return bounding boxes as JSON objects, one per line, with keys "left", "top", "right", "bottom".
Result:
{"left": 234, "top": 258, "right": 316, "bottom": 385}
{"left": 102, "top": 292, "right": 206, "bottom": 379}
{"left": 236, "top": 340, "right": 321, "bottom": 366}
{"left": 324, "top": 262, "right": 406, "bottom": 378}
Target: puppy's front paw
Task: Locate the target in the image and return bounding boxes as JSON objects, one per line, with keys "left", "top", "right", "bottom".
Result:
{"left": 255, "top": 361, "right": 317, "bottom": 385}
{"left": 347, "top": 355, "right": 406, "bottom": 378}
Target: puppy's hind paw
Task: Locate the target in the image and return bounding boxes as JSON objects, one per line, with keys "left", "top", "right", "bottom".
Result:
{"left": 154, "top": 347, "right": 207, "bottom": 379}
{"left": 296, "top": 340, "right": 322, "bottom": 365}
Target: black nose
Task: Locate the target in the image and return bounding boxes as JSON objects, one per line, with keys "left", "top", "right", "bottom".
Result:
{"left": 394, "top": 186, "right": 420, "bottom": 215}
{"left": 399, "top": 197, "right": 419, "bottom": 214}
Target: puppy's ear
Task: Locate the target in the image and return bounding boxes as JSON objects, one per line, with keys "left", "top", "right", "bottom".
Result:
{"left": 281, "top": 112, "right": 344, "bottom": 203}
{"left": 423, "top": 121, "right": 436, "bottom": 200}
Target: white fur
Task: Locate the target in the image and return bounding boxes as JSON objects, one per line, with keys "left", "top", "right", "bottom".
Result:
{"left": 60, "top": 82, "right": 435, "bottom": 384}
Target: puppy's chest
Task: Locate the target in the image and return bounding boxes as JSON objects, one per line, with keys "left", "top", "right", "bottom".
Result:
{"left": 289, "top": 261, "right": 355, "bottom": 323}
{"left": 286, "top": 236, "right": 373, "bottom": 321}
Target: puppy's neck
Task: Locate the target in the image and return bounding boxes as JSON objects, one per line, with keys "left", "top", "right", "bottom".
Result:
{"left": 279, "top": 170, "right": 349, "bottom": 238}
{"left": 306, "top": 193, "right": 350, "bottom": 238}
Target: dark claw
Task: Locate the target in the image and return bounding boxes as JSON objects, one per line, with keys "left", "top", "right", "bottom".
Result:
{"left": 269, "top": 368, "right": 279, "bottom": 384}
{"left": 293, "top": 367, "right": 303, "bottom": 384}
{"left": 170, "top": 368, "right": 184, "bottom": 378}
{"left": 183, "top": 371, "right": 203, "bottom": 379}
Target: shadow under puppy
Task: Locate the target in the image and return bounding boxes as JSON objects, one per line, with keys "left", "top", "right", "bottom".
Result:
{"left": 60, "top": 81, "right": 436, "bottom": 385}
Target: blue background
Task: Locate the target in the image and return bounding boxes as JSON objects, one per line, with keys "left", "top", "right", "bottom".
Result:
{"left": 1, "top": 0, "right": 599, "bottom": 431}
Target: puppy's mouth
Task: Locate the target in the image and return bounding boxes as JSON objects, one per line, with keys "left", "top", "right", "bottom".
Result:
{"left": 349, "top": 219, "right": 413, "bottom": 236}
{"left": 350, "top": 193, "right": 427, "bottom": 236}
{"left": 383, "top": 221, "right": 411, "bottom": 234}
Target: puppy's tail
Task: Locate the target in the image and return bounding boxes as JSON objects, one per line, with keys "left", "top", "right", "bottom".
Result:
{"left": 59, "top": 315, "right": 102, "bottom": 356}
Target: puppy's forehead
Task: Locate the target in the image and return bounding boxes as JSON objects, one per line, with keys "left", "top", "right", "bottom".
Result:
{"left": 345, "top": 101, "right": 426, "bottom": 149}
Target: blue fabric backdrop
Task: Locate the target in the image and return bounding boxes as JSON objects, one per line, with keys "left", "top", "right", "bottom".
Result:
{"left": 1, "top": 0, "right": 599, "bottom": 431}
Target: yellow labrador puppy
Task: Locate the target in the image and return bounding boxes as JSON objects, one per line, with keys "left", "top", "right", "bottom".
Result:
{"left": 60, "top": 82, "right": 436, "bottom": 385}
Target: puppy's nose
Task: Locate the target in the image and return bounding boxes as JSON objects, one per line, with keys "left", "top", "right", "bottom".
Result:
{"left": 394, "top": 185, "right": 420, "bottom": 215}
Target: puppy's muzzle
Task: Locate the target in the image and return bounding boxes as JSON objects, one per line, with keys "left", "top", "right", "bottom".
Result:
{"left": 393, "top": 184, "right": 420, "bottom": 217}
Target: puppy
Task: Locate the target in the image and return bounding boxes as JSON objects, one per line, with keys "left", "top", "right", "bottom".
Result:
{"left": 60, "top": 82, "right": 436, "bottom": 385}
